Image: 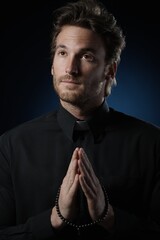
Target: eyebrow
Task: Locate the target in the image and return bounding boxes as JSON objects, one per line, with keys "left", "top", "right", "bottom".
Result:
{"left": 55, "top": 44, "right": 66, "bottom": 50}
{"left": 55, "top": 44, "right": 96, "bottom": 54}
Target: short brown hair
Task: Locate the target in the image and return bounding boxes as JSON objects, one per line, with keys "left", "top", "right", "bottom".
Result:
{"left": 51, "top": 0, "right": 126, "bottom": 65}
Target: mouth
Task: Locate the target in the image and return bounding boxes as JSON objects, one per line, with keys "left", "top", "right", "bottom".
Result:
{"left": 59, "top": 79, "right": 81, "bottom": 91}
{"left": 60, "top": 75, "right": 81, "bottom": 84}
{"left": 61, "top": 80, "right": 79, "bottom": 84}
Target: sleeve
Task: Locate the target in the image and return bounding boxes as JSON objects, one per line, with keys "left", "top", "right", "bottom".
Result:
{"left": 0, "top": 210, "right": 56, "bottom": 240}
{"left": 0, "top": 134, "right": 57, "bottom": 240}
{"left": 111, "top": 206, "right": 160, "bottom": 239}
{"left": 110, "top": 135, "right": 160, "bottom": 239}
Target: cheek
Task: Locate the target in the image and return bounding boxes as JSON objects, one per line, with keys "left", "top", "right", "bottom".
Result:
{"left": 86, "top": 70, "right": 106, "bottom": 92}
{"left": 53, "top": 58, "right": 67, "bottom": 76}
{"left": 86, "top": 67, "right": 105, "bottom": 82}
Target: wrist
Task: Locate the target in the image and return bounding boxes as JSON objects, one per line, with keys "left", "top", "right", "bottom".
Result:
{"left": 55, "top": 185, "right": 110, "bottom": 231}
{"left": 50, "top": 206, "right": 66, "bottom": 230}
{"left": 99, "top": 203, "right": 115, "bottom": 232}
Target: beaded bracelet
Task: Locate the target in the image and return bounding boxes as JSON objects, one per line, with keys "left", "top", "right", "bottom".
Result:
{"left": 55, "top": 185, "right": 109, "bottom": 231}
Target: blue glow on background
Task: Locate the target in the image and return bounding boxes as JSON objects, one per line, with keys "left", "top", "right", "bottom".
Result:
{"left": 108, "top": 52, "right": 160, "bottom": 127}
{"left": 1, "top": 1, "right": 159, "bottom": 135}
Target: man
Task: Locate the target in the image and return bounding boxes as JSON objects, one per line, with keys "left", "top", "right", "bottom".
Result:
{"left": 0, "top": 0, "right": 160, "bottom": 239}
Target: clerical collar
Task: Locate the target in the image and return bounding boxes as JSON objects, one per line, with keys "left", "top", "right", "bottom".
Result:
{"left": 57, "top": 100, "right": 110, "bottom": 141}
{"left": 74, "top": 120, "right": 90, "bottom": 131}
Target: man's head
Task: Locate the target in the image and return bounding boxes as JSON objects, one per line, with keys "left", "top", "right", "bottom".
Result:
{"left": 51, "top": 0, "right": 126, "bottom": 108}
{"left": 51, "top": 0, "right": 125, "bottom": 65}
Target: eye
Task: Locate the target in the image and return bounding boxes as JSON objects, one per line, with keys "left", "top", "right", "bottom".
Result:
{"left": 82, "top": 53, "right": 95, "bottom": 62}
{"left": 57, "top": 50, "right": 67, "bottom": 57}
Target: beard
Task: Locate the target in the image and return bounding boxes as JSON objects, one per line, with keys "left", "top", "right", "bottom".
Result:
{"left": 52, "top": 75, "right": 87, "bottom": 106}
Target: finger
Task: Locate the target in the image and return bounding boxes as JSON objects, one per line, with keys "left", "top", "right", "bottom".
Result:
{"left": 79, "top": 148, "right": 93, "bottom": 173}
{"left": 78, "top": 148, "right": 97, "bottom": 185}
{"left": 67, "top": 147, "right": 79, "bottom": 174}
{"left": 62, "top": 148, "right": 79, "bottom": 190}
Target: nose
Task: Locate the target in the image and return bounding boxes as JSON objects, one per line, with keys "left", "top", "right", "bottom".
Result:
{"left": 65, "top": 56, "right": 79, "bottom": 75}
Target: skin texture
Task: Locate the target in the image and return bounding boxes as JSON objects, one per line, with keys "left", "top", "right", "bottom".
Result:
{"left": 50, "top": 25, "right": 115, "bottom": 231}
{"left": 51, "top": 25, "right": 116, "bottom": 119}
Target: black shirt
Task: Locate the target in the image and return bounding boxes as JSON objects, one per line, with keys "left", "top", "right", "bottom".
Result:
{"left": 0, "top": 100, "right": 160, "bottom": 239}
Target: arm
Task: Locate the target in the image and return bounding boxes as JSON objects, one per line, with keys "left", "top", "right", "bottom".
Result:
{"left": 77, "top": 147, "right": 160, "bottom": 239}
{"left": 0, "top": 209, "right": 57, "bottom": 240}
{"left": 0, "top": 137, "right": 57, "bottom": 240}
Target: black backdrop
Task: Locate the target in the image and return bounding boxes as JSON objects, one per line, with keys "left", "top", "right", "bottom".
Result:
{"left": 1, "top": 0, "right": 160, "bottom": 135}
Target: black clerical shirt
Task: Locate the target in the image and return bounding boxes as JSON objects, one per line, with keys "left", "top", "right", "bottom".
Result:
{"left": 0, "top": 100, "right": 160, "bottom": 239}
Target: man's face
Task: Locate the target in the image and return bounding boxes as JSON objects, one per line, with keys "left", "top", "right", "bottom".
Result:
{"left": 51, "top": 25, "right": 108, "bottom": 107}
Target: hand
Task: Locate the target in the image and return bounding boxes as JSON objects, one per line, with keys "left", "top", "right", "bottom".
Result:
{"left": 51, "top": 148, "right": 80, "bottom": 228}
{"left": 78, "top": 147, "right": 115, "bottom": 231}
{"left": 77, "top": 147, "right": 105, "bottom": 220}
{"left": 51, "top": 147, "right": 114, "bottom": 231}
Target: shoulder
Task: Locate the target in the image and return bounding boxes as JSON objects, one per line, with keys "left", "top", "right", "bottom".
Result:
{"left": 0, "top": 110, "right": 59, "bottom": 143}
{"left": 109, "top": 107, "right": 160, "bottom": 137}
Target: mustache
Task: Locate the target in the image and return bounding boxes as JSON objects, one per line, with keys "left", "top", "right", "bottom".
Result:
{"left": 59, "top": 74, "right": 79, "bottom": 82}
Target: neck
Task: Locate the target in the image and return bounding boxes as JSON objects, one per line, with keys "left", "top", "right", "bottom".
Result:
{"left": 60, "top": 99, "right": 104, "bottom": 120}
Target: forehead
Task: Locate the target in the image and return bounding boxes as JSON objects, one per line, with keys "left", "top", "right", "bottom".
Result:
{"left": 56, "top": 25, "right": 105, "bottom": 53}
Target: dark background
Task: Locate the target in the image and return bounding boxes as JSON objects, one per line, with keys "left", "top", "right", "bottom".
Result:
{"left": 1, "top": 0, "right": 160, "bottom": 135}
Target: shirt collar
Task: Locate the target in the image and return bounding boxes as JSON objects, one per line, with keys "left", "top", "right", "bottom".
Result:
{"left": 57, "top": 100, "right": 110, "bottom": 141}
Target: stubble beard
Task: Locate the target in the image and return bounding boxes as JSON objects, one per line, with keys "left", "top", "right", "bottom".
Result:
{"left": 53, "top": 78, "right": 86, "bottom": 107}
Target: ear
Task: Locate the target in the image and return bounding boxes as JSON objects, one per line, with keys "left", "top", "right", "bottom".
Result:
{"left": 104, "top": 62, "right": 117, "bottom": 96}
{"left": 104, "top": 62, "right": 117, "bottom": 80}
